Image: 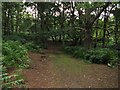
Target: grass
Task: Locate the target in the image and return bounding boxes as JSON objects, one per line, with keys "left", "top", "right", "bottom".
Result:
{"left": 50, "top": 52, "right": 91, "bottom": 74}
{"left": 48, "top": 52, "right": 118, "bottom": 88}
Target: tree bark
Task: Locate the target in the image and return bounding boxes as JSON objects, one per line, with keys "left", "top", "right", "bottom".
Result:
{"left": 84, "top": 3, "right": 110, "bottom": 49}
{"left": 84, "top": 8, "right": 92, "bottom": 49}
{"left": 102, "top": 8, "right": 107, "bottom": 48}
{"left": 94, "top": 20, "right": 98, "bottom": 48}
{"left": 84, "top": 24, "right": 92, "bottom": 49}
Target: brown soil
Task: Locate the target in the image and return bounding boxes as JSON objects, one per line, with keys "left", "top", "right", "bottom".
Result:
{"left": 22, "top": 46, "right": 118, "bottom": 88}
{"left": 22, "top": 46, "right": 60, "bottom": 88}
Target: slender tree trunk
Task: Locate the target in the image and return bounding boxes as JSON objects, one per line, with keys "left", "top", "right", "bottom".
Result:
{"left": 114, "top": 17, "right": 118, "bottom": 46}
{"left": 35, "top": 5, "right": 37, "bottom": 34}
{"left": 94, "top": 29, "right": 98, "bottom": 48}
{"left": 7, "top": 9, "right": 10, "bottom": 35}
{"left": 22, "top": 11, "right": 25, "bottom": 33}
{"left": 16, "top": 11, "right": 19, "bottom": 33}
{"left": 102, "top": 8, "right": 107, "bottom": 48}
{"left": 3, "top": 7, "right": 6, "bottom": 35}
{"left": 10, "top": 11, "right": 14, "bottom": 33}
{"left": 94, "top": 20, "right": 98, "bottom": 48}
{"left": 78, "top": 10, "right": 83, "bottom": 45}
{"left": 37, "top": 3, "right": 44, "bottom": 33}
{"left": 70, "top": 2, "right": 76, "bottom": 45}
{"left": 114, "top": 5, "right": 118, "bottom": 47}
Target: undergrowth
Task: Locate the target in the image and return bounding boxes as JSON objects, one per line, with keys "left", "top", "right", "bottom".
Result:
{"left": 2, "top": 40, "right": 30, "bottom": 89}
{"left": 63, "top": 46, "right": 119, "bottom": 67}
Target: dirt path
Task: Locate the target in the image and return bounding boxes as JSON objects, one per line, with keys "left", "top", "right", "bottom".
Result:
{"left": 22, "top": 52, "right": 56, "bottom": 88}
{"left": 22, "top": 46, "right": 118, "bottom": 88}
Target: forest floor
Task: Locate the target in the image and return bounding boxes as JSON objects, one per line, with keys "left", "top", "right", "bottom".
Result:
{"left": 21, "top": 45, "right": 118, "bottom": 88}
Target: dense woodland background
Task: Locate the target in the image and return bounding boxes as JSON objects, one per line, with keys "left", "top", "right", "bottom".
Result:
{"left": 1, "top": 2, "right": 120, "bottom": 88}
{"left": 2, "top": 2, "right": 120, "bottom": 48}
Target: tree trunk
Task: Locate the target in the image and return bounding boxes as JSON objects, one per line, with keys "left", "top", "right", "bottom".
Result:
{"left": 35, "top": 5, "right": 37, "bottom": 33}
{"left": 114, "top": 17, "right": 118, "bottom": 46}
{"left": 10, "top": 11, "right": 14, "bottom": 33}
{"left": 84, "top": 8, "right": 92, "bottom": 49}
{"left": 94, "top": 20, "right": 98, "bottom": 48}
{"left": 83, "top": 3, "right": 110, "bottom": 49}
{"left": 7, "top": 9, "right": 11, "bottom": 35}
{"left": 16, "top": 11, "right": 20, "bottom": 33}
{"left": 102, "top": 8, "right": 107, "bottom": 48}
{"left": 37, "top": 3, "right": 45, "bottom": 32}
{"left": 84, "top": 26, "right": 92, "bottom": 49}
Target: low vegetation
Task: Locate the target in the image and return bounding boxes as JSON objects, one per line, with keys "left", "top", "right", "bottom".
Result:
{"left": 2, "top": 40, "right": 30, "bottom": 68}
{"left": 1, "top": 40, "right": 30, "bottom": 88}
{"left": 63, "top": 46, "right": 119, "bottom": 67}
{"left": 24, "top": 42, "right": 43, "bottom": 53}
{"left": 1, "top": 66, "right": 24, "bottom": 88}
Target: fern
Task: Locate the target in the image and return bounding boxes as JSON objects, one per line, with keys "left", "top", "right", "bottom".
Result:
{"left": 1, "top": 65, "right": 24, "bottom": 89}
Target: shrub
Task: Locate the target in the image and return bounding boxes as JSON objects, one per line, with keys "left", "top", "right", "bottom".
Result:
{"left": 3, "top": 34, "right": 27, "bottom": 44}
{"left": 2, "top": 40, "right": 30, "bottom": 68}
{"left": 73, "top": 47, "right": 86, "bottom": 59}
{"left": 1, "top": 65, "right": 24, "bottom": 88}
{"left": 118, "top": 51, "right": 120, "bottom": 58}
{"left": 108, "top": 50, "right": 119, "bottom": 67}
{"left": 24, "top": 42, "right": 42, "bottom": 53}
{"left": 85, "top": 48, "right": 110, "bottom": 64}
{"left": 64, "top": 46, "right": 78, "bottom": 54}
{"left": 63, "top": 46, "right": 86, "bottom": 59}
{"left": 83, "top": 48, "right": 119, "bottom": 66}
{"left": 63, "top": 46, "right": 119, "bottom": 67}
{"left": 2, "top": 40, "right": 29, "bottom": 88}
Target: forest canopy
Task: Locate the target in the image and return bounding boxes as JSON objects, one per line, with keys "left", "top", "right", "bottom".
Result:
{"left": 2, "top": 2, "right": 120, "bottom": 49}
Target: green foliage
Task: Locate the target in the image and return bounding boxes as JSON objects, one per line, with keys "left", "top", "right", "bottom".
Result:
{"left": 85, "top": 48, "right": 118, "bottom": 64}
{"left": 108, "top": 50, "right": 120, "bottom": 67}
{"left": 24, "top": 42, "right": 42, "bottom": 53}
{"left": 64, "top": 46, "right": 86, "bottom": 59}
{"left": 3, "top": 33, "right": 28, "bottom": 44}
{"left": 73, "top": 47, "right": 86, "bottom": 59}
{"left": 1, "top": 65, "right": 25, "bottom": 88}
{"left": 76, "top": 2, "right": 104, "bottom": 9}
{"left": 1, "top": 40, "right": 30, "bottom": 88}
{"left": 64, "top": 46, "right": 78, "bottom": 54}
{"left": 3, "top": 33, "right": 47, "bottom": 51}
{"left": 112, "top": 8, "right": 120, "bottom": 19}
{"left": 64, "top": 46, "right": 119, "bottom": 67}
{"left": 2, "top": 40, "right": 30, "bottom": 68}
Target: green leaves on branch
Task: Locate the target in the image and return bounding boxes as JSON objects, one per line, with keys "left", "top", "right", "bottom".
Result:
{"left": 2, "top": 40, "right": 30, "bottom": 68}
{"left": 76, "top": 2, "right": 104, "bottom": 9}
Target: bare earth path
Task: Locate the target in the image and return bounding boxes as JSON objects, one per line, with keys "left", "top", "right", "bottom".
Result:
{"left": 22, "top": 45, "right": 118, "bottom": 88}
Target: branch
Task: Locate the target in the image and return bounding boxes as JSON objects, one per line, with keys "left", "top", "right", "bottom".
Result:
{"left": 91, "top": 2, "right": 111, "bottom": 26}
